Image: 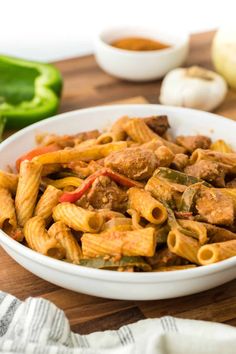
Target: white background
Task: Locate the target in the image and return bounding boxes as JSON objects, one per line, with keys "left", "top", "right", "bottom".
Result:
{"left": 1, "top": 0, "right": 235, "bottom": 62}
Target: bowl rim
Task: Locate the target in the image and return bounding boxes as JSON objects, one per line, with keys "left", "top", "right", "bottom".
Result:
{"left": 0, "top": 103, "right": 236, "bottom": 283}
{"left": 95, "top": 26, "right": 190, "bottom": 57}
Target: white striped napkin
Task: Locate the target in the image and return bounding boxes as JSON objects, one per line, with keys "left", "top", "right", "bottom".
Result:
{"left": 0, "top": 291, "right": 236, "bottom": 353}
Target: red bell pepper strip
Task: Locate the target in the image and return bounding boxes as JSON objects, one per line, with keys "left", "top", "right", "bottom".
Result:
{"left": 59, "top": 167, "right": 144, "bottom": 203}
{"left": 16, "top": 144, "right": 60, "bottom": 171}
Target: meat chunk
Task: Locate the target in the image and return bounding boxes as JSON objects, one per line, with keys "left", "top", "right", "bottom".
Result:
{"left": 87, "top": 176, "right": 128, "bottom": 212}
{"left": 196, "top": 189, "right": 234, "bottom": 225}
{"left": 68, "top": 160, "right": 102, "bottom": 178}
{"left": 176, "top": 135, "right": 211, "bottom": 153}
{"left": 185, "top": 160, "right": 228, "bottom": 187}
{"left": 143, "top": 115, "right": 170, "bottom": 136}
{"left": 104, "top": 147, "right": 158, "bottom": 180}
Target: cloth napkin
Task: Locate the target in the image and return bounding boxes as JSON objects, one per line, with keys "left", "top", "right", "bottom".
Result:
{"left": 0, "top": 291, "right": 236, "bottom": 354}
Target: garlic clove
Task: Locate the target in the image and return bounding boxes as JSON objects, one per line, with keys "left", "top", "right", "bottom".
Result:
{"left": 159, "top": 66, "right": 227, "bottom": 112}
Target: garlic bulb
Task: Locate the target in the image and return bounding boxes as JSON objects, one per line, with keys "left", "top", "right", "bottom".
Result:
{"left": 212, "top": 27, "right": 236, "bottom": 90}
{"left": 159, "top": 66, "right": 227, "bottom": 111}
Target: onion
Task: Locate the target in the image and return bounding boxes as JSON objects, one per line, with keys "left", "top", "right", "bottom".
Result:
{"left": 212, "top": 27, "right": 236, "bottom": 90}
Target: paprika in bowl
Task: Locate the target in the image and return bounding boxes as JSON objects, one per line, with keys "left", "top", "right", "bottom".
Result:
{"left": 94, "top": 26, "right": 189, "bottom": 81}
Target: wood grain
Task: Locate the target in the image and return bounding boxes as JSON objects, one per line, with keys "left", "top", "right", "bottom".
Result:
{"left": 1, "top": 31, "right": 236, "bottom": 334}
{"left": 54, "top": 30, "right": 236, "bottom": 121}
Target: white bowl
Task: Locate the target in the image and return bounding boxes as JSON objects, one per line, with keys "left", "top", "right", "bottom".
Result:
{"left": 1, "top": 104, "right": 236, "bottom": 300}
{"left": 94, "top": 27, "right": 189, "bottom": 81}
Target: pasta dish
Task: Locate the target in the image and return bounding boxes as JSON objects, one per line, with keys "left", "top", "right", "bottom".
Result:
{"left": 1, "top": 114, "right": 236, "bottom": 272}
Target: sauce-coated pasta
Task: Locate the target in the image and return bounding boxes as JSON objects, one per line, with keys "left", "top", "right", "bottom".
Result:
{"left": 1, "top": 114, "right": 236, "bottom": 272}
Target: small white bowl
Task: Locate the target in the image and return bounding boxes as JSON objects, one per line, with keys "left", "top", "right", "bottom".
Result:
{"left": 94, "top": 26, "right": 189, "bottom": 81}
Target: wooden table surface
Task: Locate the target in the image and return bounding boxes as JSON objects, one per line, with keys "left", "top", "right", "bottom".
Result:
{"left": 1, "top": 31, "right": 236, "bottom": 334}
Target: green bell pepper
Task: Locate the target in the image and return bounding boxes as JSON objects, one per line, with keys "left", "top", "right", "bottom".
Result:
{"left": 0, "top": 116, "right": 7, "bottom": 141}
{"left": 0, "top": 55, "right": 63, "bottom": 129}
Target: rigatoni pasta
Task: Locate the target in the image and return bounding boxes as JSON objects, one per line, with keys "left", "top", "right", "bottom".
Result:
{"left": 198, "top": 240, "right": 236, "bottom": 265}
{"left": 33, "top": 141, "right": 127, "bottom": 164}
{"left": 24, "top": 216, "right": 65, "bottom": 259}
{"left": 1, "top": 113, "right": 236, "bottom": 272}
{"left": 167, "top": 228, "right": 200, "bottom": 264}
{"left": 128, "top": 187, "right": 167, "bottom": 225}
{"left": 0, "top": 170, "right": 18, "bottom": 193}
{"left": 210, "top": 139, "right": 233, "bottom": 153}
{"left": 34, "top": 185, "right": 62, "bottom": 224}
{"left": 53, "top": 202, "right": 104, "bottom": 233}
{"left": 48, "top": 221, "right": 82, "bottom": 263}
{"left": 124, "top": 118, "right": 157, "bottom": 143}
{"left": 110, "top": 116, "right": 130, "bottom": 141}
{"left": 82, "top": 227, "right": 156, "bottom": 258}
{"left": 124, "top": 118, "right": 184, "bottom": 153}
{"left": 0, "top": 187, "right": 17, "bottom": 229}
{"left": 177, "top": 220, "right": 208, "bottom": 245}
{"left": 15, "top": 160, "right": 42, "bottom": 227}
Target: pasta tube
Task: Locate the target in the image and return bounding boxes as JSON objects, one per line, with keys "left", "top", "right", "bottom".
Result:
{"left": 128, "top": 187, "right": 167, "bottom": 225}
{"left": 34, "top": 185, "right": 62, "bottom": 224}
{"left": 167, "top": 228, "right": 200, "bottom": 264}
{"left": 124, "top": 118, "right": 156, "bottom": 143}
{"left": 0, "top": 187, "right": 17, "bottom": 229}
{"left": 48, "top": 221, "right": 82, "bottom": 263}
{"left": 15, "top": 160, "right": 42, "bottom": 227}
{"left": 33, "top": 141, "right": 127, "bottom": 164}
{"left": 96, "top": 132, "right": 118, "bottom": 144}
{"left": 190, "top": 149, "right": 236, "bottom": 173}
{"left": 24, "top": 216, "right": 65, "bottom": 259}
{"left": 127, "top": 209, "right": 143, "bottom": 230}
{"left": 198, "top": 240, "right": 236, "bottom": 265}
{"left": 178, "top": 219, "right": 208, "bottom": 245}
{"left": 82, "top": 227, "right": 156, "bottom": 258}
{"left": 145, "top": 176, "right": 180, "bottom": 208}
{"left": 124, "top": 118, "right": 184, "bottom": 153}
{"left": 0, "top": 170, "right": 18, "bottom": 194}
{"left": 75, "top": 139, "right": 97, "bottom": 148}
{"left": 53, "top": 202, "right": 104, "bottom": 233}
{"left": 211, "top": 139, "right": 233, "bottom": 153}
{"left": 110, "top": 116, "right": 130, "bottom": 140}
